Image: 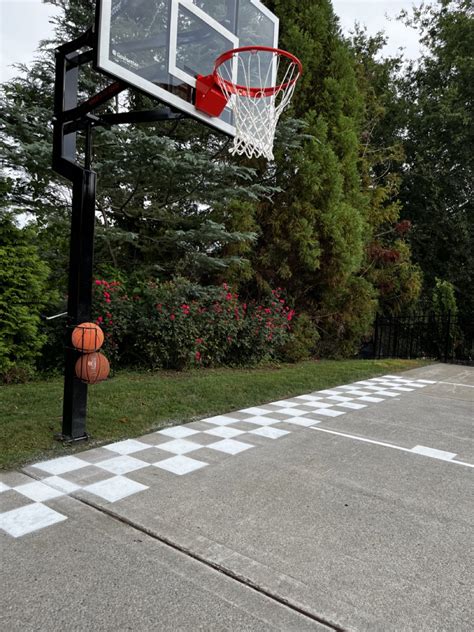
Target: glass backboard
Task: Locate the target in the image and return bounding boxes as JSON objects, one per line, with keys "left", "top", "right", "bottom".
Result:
{"left": 96, "top": 0, "right": 279, "bottom": 136}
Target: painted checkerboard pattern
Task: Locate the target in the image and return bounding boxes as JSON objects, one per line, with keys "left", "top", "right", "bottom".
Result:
{"left": 1, "top": 374, "right": 435, "bottom": 537}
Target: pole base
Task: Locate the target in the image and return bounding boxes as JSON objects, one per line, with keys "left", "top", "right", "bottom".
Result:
{"left": 54, "top": 432, "right": 90, "bottom": 444}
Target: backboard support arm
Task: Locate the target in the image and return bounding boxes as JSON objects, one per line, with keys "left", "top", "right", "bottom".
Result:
{"left": 52, "top": 29, "right": 188, "bottom": 442}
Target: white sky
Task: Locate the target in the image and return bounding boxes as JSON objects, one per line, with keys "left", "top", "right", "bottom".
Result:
{"left": 0, "top": 0, "right": 422, "bottom": 83}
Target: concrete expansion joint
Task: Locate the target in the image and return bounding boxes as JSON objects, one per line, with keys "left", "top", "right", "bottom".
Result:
{"left": 69, "top": 491, "right": 348, "bottom": 632}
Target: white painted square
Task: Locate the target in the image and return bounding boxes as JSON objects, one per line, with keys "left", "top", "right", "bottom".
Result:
{"left": 371, "top": 390, "right": 399, "bottom": 397}
{"left": 96, "top": 455, "right": 149, "bottom": 475}
{"left": 327, "top": 395, "right": 353, "bottom": 402}
{"left": 294, "top": 395, "right": 323, "bottom": 402}
{"left": 316, "top": 389, "right": 340, "bottom": 395}
{"left": 301, "top": 402, "right": 334, "bottom": 409}
{"left": 154, "top": 455, "right": 207, "bottom": 475}
{"left": 203, "top": 415, "right": 241, "bottom": 426}
{"left": 158, "top": 426, "right": 200, "bottom": 438}
{"left": 311, "top": 408, "right": 345, "bottom": 417}
{"left": 276, "top": 407, "right": 316, "bottom": 416}
{"left": 240, "top": 407, "right": 273, "bottom": 416}
{"left": 15, "top": 481, "right": 65, "bottom": 503}
{"left": 204, "top": 427, "right": 245, "bottom": 439}
{"left": 208, "top": 439, "right": 254, "bottom": 455}
{"left": 345, "top": 390, "right": 372, "bottom": 396}
{"left": 248, "top": 427, "right": 290, "bottom": 439}
{"left": 388, "top": 386, "right": 414, "bottom": 392}
{"left": 0, "top": 482, "right": 10, "bottom": 493}
{"left": 84, "top": 476, "right": 148, "bottom": 502}
{"left": 0, "top": 503, "right": 67, "bottom": 538}
{"left": 411, "top": 445, "right": 457, "bottom": 461}
{"left": 42, "top": 476, "right": 81, "bottom": 494}
{"left": 335, "top": 402, "right": 367, "bottom": 410}
{"left": 240, "top": 416, "right": 279, "bottom": 426}
{"left": 103, "top": 439, "right": 151, "bottom": 455}
{"left": 408, "top": 383, "right": 426, "bottom": 388}
{"left": 284, "top": 417, "right": 320, "bottom": 427}
{"left": 358, "top": 396, "right": 384, "bottom": 403}
{"left": 32, "top": 455, "right": 89, "bottom": 476}
{"left": 269, "top": 400, "right": 301, "bottom": 407}
{"left": 158, "top": 439, "right": 202, "bottom": 455}
{"left": 354, "top": 381, "right": 377, "bottom": 386}
{"left": 416, "top": 379, "right": 436, "bottom": 384}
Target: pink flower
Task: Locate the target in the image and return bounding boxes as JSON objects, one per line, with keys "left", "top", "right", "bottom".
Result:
{"left": 95, "top": 280, "right": 102, "bottom": 285}
{"left": 195, "top": 338, "right": 203, "bottom": 344}
{"left": 170, "top": 314, "right": 175, "bottom": 321}
{"left": 97, "top": 316, "right": 104, "bottom": 323}
{"left": 225, "top": 292, "right": 232, "bottom": 301}
{"left": 195, "top": 351, "right": 201, "bottom": 361}
{"left": 264, "top": 308, "right": 271, "bottom": 314}
{"left": 105, "top": 298, "right": 111, "bottom": 304}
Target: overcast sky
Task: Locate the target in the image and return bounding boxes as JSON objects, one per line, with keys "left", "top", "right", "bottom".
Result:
{"left": 0, "top": 0, "right": 422, "bottom": 83}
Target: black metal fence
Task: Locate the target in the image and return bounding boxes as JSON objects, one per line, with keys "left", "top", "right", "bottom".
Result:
{"left": 367, "top": 313, "right": 473, "bottom": 365}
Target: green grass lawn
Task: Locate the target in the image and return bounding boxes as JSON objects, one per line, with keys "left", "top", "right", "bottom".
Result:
{"left": 0, "top": 359, "right": 429, "bottom": 470}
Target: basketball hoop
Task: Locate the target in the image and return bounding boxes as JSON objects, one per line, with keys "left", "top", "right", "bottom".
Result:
{"left": 196, "top": 46, "right": 303, "bottom": 161}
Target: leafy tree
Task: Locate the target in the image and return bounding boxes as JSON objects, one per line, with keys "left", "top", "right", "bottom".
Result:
{"left": 431, "top": 277, "right": 458, "bottom": 316}
{"left": 398, "top": 0, "right": 473, "bottom": 320}
{"left": 0, "top": 196, "right": 57, "bottom": 381}
{"left": 350, "top": 28, "right": 422, "bottom": 316}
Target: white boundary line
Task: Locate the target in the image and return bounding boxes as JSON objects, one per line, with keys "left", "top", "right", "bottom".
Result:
{"left": 309, "top": 427, "right": 474, "bottom": 468}
{"left": 436, "top": 381, "right": 474, "bottom": 389}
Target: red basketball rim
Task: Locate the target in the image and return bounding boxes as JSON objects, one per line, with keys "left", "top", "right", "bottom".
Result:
{"left": 213, "top": 46, "right": 303, "bottom": 98}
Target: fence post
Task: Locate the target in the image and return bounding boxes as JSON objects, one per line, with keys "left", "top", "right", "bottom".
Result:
{"left": 443, "top": 311, "right": 452, "bottom": 362}
{"left": 373, "top": 314, "right": 379, "bottom": 358}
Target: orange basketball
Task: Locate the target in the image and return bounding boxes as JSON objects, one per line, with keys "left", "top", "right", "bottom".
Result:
{"left": 75, "top": 352, "right": 110, "bottom": 384}
{"left": 71, "top": 322, "right": 104, "bottom": 352}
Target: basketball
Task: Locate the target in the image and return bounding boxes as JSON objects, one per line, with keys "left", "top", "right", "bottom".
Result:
{"left": 75, "top": 352, "right": 110, "bottom": 384}
{"left": 71, "top": 322, "right": 104, "bottom": 352}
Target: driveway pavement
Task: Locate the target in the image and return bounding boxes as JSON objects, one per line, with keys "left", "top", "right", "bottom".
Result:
{"left": 2, "top": 364, "right": 473, "bottom": 631}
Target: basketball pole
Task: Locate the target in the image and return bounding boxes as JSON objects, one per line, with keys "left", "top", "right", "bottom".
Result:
{"left": 52, "top": 28, "right": 187, "bottom": 441}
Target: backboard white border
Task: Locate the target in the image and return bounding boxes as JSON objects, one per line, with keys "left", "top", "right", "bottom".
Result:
{"left": 169, "top": 0, "right": 238, "bottom": 88}
{"left": 96, "top": 0, "right": 236, "bottom": 136}
{"left": 95, "top": 0, "right": 280, "bottom": 137}
{"left": 250, "top": 0, "right": 280, "bottom": 49}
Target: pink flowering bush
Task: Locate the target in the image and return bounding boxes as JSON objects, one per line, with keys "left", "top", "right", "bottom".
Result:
{"left": 92, "top": 279, "right": 133, "bottom": 364}
{"left": 92, "top": 278, "right": 299, "bottom": 370}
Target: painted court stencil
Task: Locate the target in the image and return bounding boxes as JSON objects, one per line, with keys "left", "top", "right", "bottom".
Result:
{"left": 1, "top": 374, "right": 437, "bottom": 538}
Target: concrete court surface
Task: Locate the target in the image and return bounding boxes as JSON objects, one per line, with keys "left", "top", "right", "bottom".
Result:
{"left": 2, "top": 363, "right": 473, "bottom": 631}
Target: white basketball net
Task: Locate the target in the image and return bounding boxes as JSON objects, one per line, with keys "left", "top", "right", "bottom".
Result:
{"left": 216, "top": 50, "right": 301, "bottom": 161}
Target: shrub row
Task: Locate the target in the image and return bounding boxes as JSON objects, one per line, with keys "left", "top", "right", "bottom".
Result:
{"left": 91, "top": 278, "right": 315, "bottom": 370}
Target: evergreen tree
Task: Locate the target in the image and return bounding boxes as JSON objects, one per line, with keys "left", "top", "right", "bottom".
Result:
{"left": 398, "top": 0, "right": 473, "bottom": 320}
{"left": 0, "top": 181, "right": 57, "bottom": 381}
{"left": 350, "top": 28, "right": 422, "bottom": 316}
